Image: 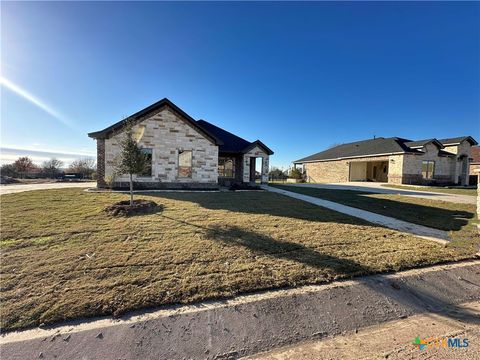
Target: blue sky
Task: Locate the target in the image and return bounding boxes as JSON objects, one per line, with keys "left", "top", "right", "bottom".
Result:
{"left": 1, "top": 1, "right": 479, "bottom": 168}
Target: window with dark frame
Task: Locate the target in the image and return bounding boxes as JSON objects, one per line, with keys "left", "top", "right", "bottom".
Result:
{"left": 141, "top": 148, "right": 152, "bottom": 176}
{"left": 218, "top": 157, "right": 235, "bottom": 178}
{"left": 178, "top": 150, "right": 192, "bottom": 177}
{"left": 421, "top": 160, "right": 435, "bottom": 179}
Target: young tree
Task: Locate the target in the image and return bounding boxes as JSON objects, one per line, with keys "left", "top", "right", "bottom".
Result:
{"left": 68, "top": 158, "right": 96, "bottom": 179}
{"left": 13, "top": 157, "right": 36, "bottom": 178}
{"left": 42, "top": 158, "right": 64, "bottom": 179}
{"left": 114, "top": 122, "right": 148, "bottom": 206}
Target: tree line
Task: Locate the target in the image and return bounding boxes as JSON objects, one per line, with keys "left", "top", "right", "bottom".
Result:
{"left": 1, "top": 157, "right": 96, "bottom": 179}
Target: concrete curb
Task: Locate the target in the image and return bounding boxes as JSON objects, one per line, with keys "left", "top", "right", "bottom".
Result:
{"left": 1, "top": 260, "right": 479, "bottom": 360}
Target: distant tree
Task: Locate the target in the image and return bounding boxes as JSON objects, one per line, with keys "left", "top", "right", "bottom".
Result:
{"left": 13, "top": 157, "right": 36, "bottom": 178}
{"left": 1, "top": 164, "right": 17, "bottom": 177}
{"left": 68, "top": 158, "right": 96, "bottom": 179}
{"left": 42, "top": 158, "right": 64, "bottom": 179}
{"left": 289, "top": 168, "right": 303, "bottom": 180}
{"left": 114, "top": 121, "right": 148, "bottom": 206}
{"left": 269, "top": 167, "right": 287, "bottom": 181}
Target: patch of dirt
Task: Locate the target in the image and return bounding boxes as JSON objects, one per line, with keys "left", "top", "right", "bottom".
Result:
{"left": 104, "top": 199, "right": 161, "bottom": 217}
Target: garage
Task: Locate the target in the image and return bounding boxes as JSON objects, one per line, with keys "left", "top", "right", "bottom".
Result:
{"left": 349, "top": 160, "right": 388, "bottom": 182}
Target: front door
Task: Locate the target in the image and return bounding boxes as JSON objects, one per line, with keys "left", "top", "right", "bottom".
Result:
{"left": 249, "top": 157, "right": 256, "bottom": 182}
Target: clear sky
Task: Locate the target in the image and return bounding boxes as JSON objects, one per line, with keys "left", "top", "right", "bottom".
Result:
{"left": 1, "top": 1, "right": 479, "bottom": 168}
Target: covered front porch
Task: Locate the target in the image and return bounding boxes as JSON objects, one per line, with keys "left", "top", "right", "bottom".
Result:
{"left": 348, "top": 160, "right": 389, "bottom": 182}
{"left": 217, "top": 143, "right": 272, "bottom": 187}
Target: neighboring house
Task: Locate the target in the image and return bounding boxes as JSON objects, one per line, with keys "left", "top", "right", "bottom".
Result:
{"left": 294, "top": 136, "right": 477, "bottom": 185}
{"left": 469, "top": 146, "right": 480, "bottom": 173}
{"left": 88, "top": 98, "right": 273, "bottom": 189}
{"left": 469, "top": 146, "right": 480, "bottom": 185}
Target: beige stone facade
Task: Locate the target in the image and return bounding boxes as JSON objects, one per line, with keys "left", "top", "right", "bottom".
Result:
{"left": 89, "top": 99, "right": 273, "bottom": 189}
{"left": 242, "top": 146, "right": 270, "bottom": 183}
{"left": 104, "top": 107, "right": 218, "bottom": 187}
{"left": 301, "top": 139, "right": 474, "bottom": 185}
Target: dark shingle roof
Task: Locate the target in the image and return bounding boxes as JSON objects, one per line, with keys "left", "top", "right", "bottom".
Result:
{"left": 87, "top": 98, "right": 273, "bottom": 155}
{"left": 196, "top": 120, "right": 273, "bottom": 155}
{"left": 404, "top": 139, "right": 443, "bottom": 149}
{"left": 295, "top": 135, "right": 478, "bottom": 163}
{"left": 438, "top": 136, "right": 478, "bottom": 146}
{"left": 295, "top": 137, "right": 418, "bottom": 163}
{"left": 196, "top": 120, "right": 251, "bottom": 153}
{"left": 88, "top": 98, "right": 222, "bottom": 145}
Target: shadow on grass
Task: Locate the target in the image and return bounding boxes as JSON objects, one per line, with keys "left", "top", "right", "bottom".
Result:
{"left": 205, "top": 224, "right": 369, "bottom": 276}
{"left": 162, "top": 213, "right": 479, "bottom": 325}
{"left": 270, "top": 185, "right": 474, "bottom": 231}
{"left": 206, "top": 224, "right": 480, "bottom": 325}
{"left": 152, "top": 191, "right": 379, "bottom": 228}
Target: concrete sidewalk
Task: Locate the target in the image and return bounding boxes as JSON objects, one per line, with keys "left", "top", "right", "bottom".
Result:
{"left": 285, "top": 182, "right": 476, "bottom": 205}
{"left": 263, "top": 185, "right": 450, "bottom": 243}
{"left": 0, "top": 182, "right": 96, "bottom": 195}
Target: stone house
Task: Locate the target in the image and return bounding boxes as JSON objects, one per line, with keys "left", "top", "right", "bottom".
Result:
{"left": 88, "top": 98, "right": 273, "bottom": 189}
{"left": 293, "top": 136, "right": 477, "bottom": 185}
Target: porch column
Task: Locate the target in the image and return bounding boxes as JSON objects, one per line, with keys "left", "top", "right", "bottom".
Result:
{"left": 242, "top": 155, "right": 250, "bottom": 182}
{"left": 261, "top": 156, "right": 269, "bottom": 184}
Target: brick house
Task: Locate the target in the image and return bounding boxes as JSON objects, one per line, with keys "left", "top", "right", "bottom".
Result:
{"left": 469, "top": 146, "right": 480, "bottom": 174}
{"left": 88, "top": 98, "right": 273, "bottom": 189}
{"left": 294, "top": 136, "right": 477, "bottom": 185}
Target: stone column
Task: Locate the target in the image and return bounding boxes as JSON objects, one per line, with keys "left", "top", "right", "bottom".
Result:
{"left": 96, "top": 139, "right": 107, "bottom": 188}
{"left": 261, "top": 156, "right": 269, "bottom": 184}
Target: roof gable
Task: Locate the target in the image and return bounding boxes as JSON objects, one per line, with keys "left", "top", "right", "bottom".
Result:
{"left": 88, "top": 98, "right": 222, "bottom": 145}
{"left": 438, "top": 136, "right": 478, "bottom": 146}
{"left": 404, "top": 139, "right": 444, "bottom": 149}
{"left": 294, "top": 137, "right": 417, "bottom": 163}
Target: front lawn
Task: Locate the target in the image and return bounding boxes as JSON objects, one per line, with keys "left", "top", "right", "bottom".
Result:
{"left": 382, "top": 184, "right": 477, "bottom": 196}
{"left": 271, "top": 185, "right": 479, "bottom": 250}
{"left": 1, "top": 189, "right": 476, "bottom": 331}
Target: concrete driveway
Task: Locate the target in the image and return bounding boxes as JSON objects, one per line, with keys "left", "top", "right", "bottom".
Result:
{"left": 286, "top": 182, "right": 476, "bottom": 204}
{"left": 0, "top": 182, "right": 96, "bottom": 195}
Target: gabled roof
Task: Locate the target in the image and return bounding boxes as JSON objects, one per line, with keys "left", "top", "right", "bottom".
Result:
{"left": 295, "top": 135, "right": 478, "bottom": 163}
{"left": 196, "top": 120, "right": 274, "bottom": 155}
{"left": 88, "top": 98, "right": 222, "bottom": 145}
{"left": 294, "top": 137, "right": 419, "bottom": 163}
{"left": 438, "top": 136, "right": 478, "bottom": 146}
{"left": 404, "top": 139, "right": 444, "bottom": 149}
